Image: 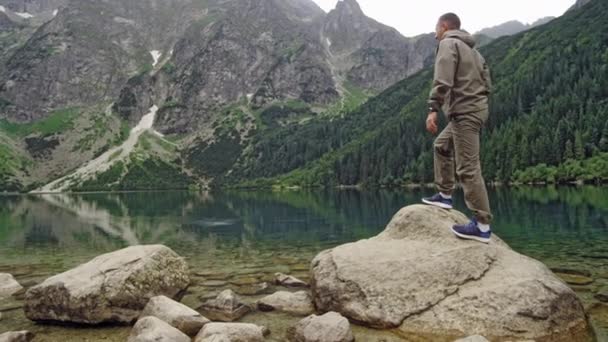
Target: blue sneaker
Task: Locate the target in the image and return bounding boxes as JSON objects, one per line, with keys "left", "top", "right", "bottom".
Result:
{"left": 451, "top": 218, "right": 492, "bottom": 244}
{"left": 422, "top": 193, "right": 453, "bottom": 209}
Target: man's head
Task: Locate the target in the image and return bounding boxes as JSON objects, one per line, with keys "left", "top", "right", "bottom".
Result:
{"left": 435, "top": 13, "right": 461, "bottom": 40}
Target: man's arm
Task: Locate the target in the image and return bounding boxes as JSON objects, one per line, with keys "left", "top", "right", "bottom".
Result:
{"left": 428, "top": 39, "right": 458, "bottom": 113}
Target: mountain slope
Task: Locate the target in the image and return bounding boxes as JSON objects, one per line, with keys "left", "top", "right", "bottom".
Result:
{"left": 228, "top": 0, "right": 608, "bottom": 187}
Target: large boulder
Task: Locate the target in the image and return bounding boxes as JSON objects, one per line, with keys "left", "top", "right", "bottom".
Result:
{"left": 128, "top": 316, "right": 190, "bottom": 342}
{"left": 287, "top": 312, "right": 354, "bottom": 342}
{"left": 140, "top": 295, "right": 209, "bottom": 336}
{"left": 0, "top": 273, "right": 23, "bottom": 299}
{"left": 194, "top": 322, "right": 268, "bottom": 342}
{"left": 257, "top": 291, "right": 314, "bottom": 316}
{"left": 24, "top": 245, "right": 190, "bottom": 324}
{"left": 310, "top": 205, "right": 592, "bottom": 341}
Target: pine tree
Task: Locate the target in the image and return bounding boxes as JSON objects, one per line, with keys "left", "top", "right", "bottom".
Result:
{"left": 600, "top": 122, "right": 608, "bottom": 152}
{"left": 564, "top": 140, "right": 574, "bottom": 160}
{"left": 574, "top": 131, "right": 585, "bottom": 160}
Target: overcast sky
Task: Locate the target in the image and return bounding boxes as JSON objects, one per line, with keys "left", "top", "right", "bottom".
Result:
{"left": 312, "top": 0, "right": 575, "bottom": 37}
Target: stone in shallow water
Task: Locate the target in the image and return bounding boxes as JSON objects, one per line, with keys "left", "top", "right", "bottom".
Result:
{"left": 550, "top": 268, "right": 592, "bottom": 277}
{"left": 197, "top": 289, "right": 251, "bottom": 322}
{"left": 287, "top": 312, "right": 354, "bottom": 342}
{"left": 24, "top": 245, "right": 190, "bottom": 324}
{"left": 230, "top": 276, "right": 260, "bottom": 286}
{"left": 310, "top": 205, "right": 592, "bottom": 341}
{"left": 193, "top": 271, "right": 231, "bottom": 281}
{"left": 257, "top": 290, "right": 314, "bottom": 316}
{"left": 0, "top": 331, "right": 34, "bottom": 342}
{"left": 0, "top": 273, "right": 23, "bottom": 299}
{"left": 595, "top": 286, "right": 608, "bottom": 303}
{"left": 233, "top": 282, "right": 272, "bottom": 296}
{"left": 555, "top": 273, "right": 594, "bottom": 286}
{"left": 275, "top": 273, "right": 308, "bottom": 288}
{"left": 140, "top": 295, "right": 210, "bottom": 336}
{"left": 202, "top": 280, "right": 229, "bottom": 287}
{"left": 290, "top": 263, "right": 310, "bottom": 272}
{"left": 194, "top": 322, "right": 268, "bottom": 342}
{"left": 128, "top": 316, "right": 190, "bottom": 342}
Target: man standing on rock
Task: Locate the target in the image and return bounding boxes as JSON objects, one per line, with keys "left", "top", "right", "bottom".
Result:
{"left": 422, "top": 13, "right": 493, "bottom": 243}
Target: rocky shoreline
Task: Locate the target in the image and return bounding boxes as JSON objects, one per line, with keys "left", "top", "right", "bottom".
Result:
{"left": 0, "top": 205, "right": 602, "bottom": 341}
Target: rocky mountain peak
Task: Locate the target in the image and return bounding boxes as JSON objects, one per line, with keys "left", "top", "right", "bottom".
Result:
{"left": 323, "top": 0, "right": 387, "bottom": 54}
{"left": 334, "top": 0, "right": 364, "bottom": 17}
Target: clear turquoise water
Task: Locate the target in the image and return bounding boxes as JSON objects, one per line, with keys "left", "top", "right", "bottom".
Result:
{"left": 0, "top": 187, "right": 606, "bottom": 341}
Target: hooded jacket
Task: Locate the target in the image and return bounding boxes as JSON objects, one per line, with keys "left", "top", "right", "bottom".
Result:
{"left": 428, "top": 30, "right": 491, "bottom": 116}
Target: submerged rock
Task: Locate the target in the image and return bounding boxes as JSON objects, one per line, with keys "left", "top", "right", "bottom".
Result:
{"left": 554, "top": 272, "right": 594, "bottom": 286}
{"left": 310, "top": 205, "right": 592, "bottom": 341}
{"left": 275, "top": 273, "right": 308, "bottom": 288}
{"left": 257, "top": 291, "right": 314, "bottom": 316}
{"left": 194, "top": 322, "right": 269, "bottom": 342}
{"left": 233, "top": 282, "right": 272, "bottom": 296}
{"left": 287, "top": 312, "right": 354, "bottom": 342}
{"left": 0, "top": 331, "right": 34, "bottom": 342}
{"left": 128, "top": 316, "right": 190, "bottom": 342}
{"left": 140, "top": 295, "right": 209, "bottom": 336}
{"left": 0, "top": 273, "right": 23, "bottom": 299}
{"left": 595, "top": 286, "right": 608, "bottom": 303}
{"left": 24, "top": 245, "right": 190, "bottom": 324}
{"left": 197, "top": 289, "right": 251, "bottom": 322}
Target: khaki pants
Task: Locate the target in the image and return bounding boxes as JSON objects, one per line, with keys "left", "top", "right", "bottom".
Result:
{"left": 434, "top": 110, "right": 493, "bottom": 224}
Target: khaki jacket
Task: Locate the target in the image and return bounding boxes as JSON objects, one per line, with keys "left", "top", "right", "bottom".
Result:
{"left": 428, "top": 30, "right": 491, "bottom": 116}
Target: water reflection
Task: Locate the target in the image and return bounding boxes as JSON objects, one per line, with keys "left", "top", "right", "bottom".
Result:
{"left": 0, "top": 187, "right": 606, "bottom": 257}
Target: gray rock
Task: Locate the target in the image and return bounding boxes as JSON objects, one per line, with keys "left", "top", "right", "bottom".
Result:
{"left": 140, "top": 295, "right": 209, "bottom": 336}
{"left": 257, "top": 290, "right": 314, "bottom": 316}
{"left": 310, "top": 205, "right": 591, "bottom": 341}
{"left": 194, "top": 322, "right": 268, "bottom": 342}
{"left": 24, "top": 245, "right": 190, "bottom": 324}
{"left": 197, "top": 289, "right": 251, "bottom": 322}
{"left": 454, "top": 336, "right": 489, "bottom": 342}
{"left": 0, "top": 273, "right": 23, "bottom": 299}
{"left": 287, "top": 312, "right": 354, "bottom": 342}
{"left": 275, "top": 273, "right": 308, "bottom": 288}
{"left": 128, "top": 316, "right": 190, "bottom": 342}
{"left": 0, "top": 331, "right": 34, "bottom": 342}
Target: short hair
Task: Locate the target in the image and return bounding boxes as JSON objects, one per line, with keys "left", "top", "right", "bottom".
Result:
{"left": 439, "top": 13, "right": 461, "bottom": 30}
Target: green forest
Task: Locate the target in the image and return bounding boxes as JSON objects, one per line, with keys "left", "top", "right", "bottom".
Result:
{"left": 227, "top": 0, "right": 608, "bottom": 188}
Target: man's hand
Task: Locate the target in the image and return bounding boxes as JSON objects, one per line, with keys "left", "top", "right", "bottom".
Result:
{"left": 426, "top": 112, "right": 438, "bottom": 135}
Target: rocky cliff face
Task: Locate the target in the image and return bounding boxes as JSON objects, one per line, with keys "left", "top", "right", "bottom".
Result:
{"left": 0, "top": 0, "right": 210, "bottom": 122}
{"left": 155, "top": 0, "right": 338, "bottom": 134}
{"left": 322, "top": 0, "right": 435, "bottom": 91}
